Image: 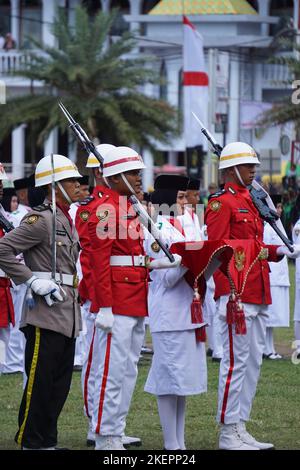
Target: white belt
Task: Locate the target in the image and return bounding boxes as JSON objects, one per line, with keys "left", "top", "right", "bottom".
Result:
{"left": 110, "top": 255, "right": 149, "bottom": 267}
{"left": 32, "top": 271, "right": 79, "bottom": 288}
{"left": 0, "top": 268, "right": 8, "bottom": 278}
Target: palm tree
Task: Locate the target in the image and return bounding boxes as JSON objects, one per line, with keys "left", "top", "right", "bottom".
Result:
{"left": 0, "top": 6, "right": 178, "bottom": 158}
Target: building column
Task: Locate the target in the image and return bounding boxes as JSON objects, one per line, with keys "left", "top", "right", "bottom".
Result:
{"left": 257, "top": 0, "right": 271, "bottom": 36}
{"left": 10, "top": 0, "right": 20, "bottom": 47}
{"left": 101, "top": 0, "right": 111, "bottom": 13}
{"left": 12, "top": 124, "right": 26, "bottom": 179}
{"left": 129, "top": 0, "right": 143, "bottom": 33}
{"left": 44, "top": 128, "right": 58, "bottom": 156}
{"left": 68, "top": 0, "right": 81, "bottom": 27}
{"left": 228, "top": 59, "right": 240, "bottom": 142}
{"left": 68, "top": 131, "right": 77, "bottom": 163}
{"left": 142, "top": 148, "right": 154, "bottom": 191}
{"left": 42, "top": 0, "right": 57, "bottom": 47}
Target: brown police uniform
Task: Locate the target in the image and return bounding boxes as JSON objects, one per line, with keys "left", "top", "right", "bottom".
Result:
{"left": 0, "top": 201, "right": 81, "bottom": 449}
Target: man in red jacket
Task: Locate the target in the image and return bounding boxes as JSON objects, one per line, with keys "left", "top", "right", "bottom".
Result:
{"left": 205, "top": 141, "right": 300, "bottom": 450}
{"left": 88, "top": 146, "right": 181, "bottom": 450}
{"left": 0, "top": 163, "right": 15, "bottom": 373}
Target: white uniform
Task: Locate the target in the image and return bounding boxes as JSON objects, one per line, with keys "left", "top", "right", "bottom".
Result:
{"left": 263, "top": 223, "right": 290, "bottom": 328}
{"left": 1, "top": 208, "right": 27, "bottom": 374}
{"left": 293, "top": 220, "right": 300, "bottom": 322}
{"left": 144, "top": 215, "right": 207, "bottom": 396}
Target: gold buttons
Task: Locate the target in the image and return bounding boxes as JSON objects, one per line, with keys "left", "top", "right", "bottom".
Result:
{"left": 57, "top": 241, "right": 62, "bottom": 246}
{"left": 125, "top": 277, "right": 129, "bottom": 282}
{"left": 244, "top": 218, "right": 247, "bottom": 222}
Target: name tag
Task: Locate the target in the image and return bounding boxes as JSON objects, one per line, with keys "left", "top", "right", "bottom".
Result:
{"left": 56, "top": 230, "right": 67, "bottom": 236}
{"left": 238, "top": 209, "right": 249, "bottom": 213}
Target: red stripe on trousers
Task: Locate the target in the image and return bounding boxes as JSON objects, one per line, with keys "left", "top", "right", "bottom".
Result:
{"left": 183, "top": 71, "right": 209, "bottom": 86}
{"left": 220, "top": 324, "right": 234, "bottom": 424}
{"left": 83, "top": 325, "right": 96, "bottom": 418}
{"left": 96, "top": 332, "right": 112, "bottom": 434}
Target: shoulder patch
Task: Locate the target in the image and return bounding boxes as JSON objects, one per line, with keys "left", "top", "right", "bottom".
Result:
{"left": 79, "top": 210, "right": 90, "bottom": 222}
{"left": 32, "top": 203, "right": 51, "bottom": 212}
{"left": 80, "top": 196, "right": 94, "bottom": 206}
{"left": 209, "top": 200, "right": 222, "bottom": 212}
{"left": 208, "top": 189, "right": 226, "bottom": 200}
{"left": 25, "top": 214, "right": 39, "bottom": 225}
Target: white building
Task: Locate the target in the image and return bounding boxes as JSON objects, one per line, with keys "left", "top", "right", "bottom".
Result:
{"left": 0, "top": 0, "right": 297, "bottom": 189}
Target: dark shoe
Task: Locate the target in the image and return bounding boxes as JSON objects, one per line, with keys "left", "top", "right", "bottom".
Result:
{"left": 212, "top": 357, "right": 221, "bottom": 363}
{"left": 73, "top": 365, "right": 82, "bottom": 371}
{"left": 86, "top": 439, "right": 95, "bottom": 447}
{"left": 206, "top": 348, "right": 213, "bottom": 357}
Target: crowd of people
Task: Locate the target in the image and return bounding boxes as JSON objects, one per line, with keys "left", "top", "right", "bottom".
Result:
{"left": 0, "top": 141, "right": 300, "bottom": 451}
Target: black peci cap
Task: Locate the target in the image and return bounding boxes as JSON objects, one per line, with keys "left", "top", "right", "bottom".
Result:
{"left": 13, "top": 177, "right": 31, "bottom": 190}
{"left": 78, "top": 175, "right": 90, "bottom": 185}
{"left": 154, "top": 174, "right": 189, "bottom": 191}
{"left": 187, "top": 178, "right": 200, "bottom": 191}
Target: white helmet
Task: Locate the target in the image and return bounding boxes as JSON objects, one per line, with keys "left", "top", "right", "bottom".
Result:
{"left": 103, "top": 146, "right": 146, "bottom": 178}
{"left": 35, "top": 154, "right": 82, "bottom": 187}
{"left": 86, "top": 143, "right": 116, "bottom": 168}
{"left": 219, "top": 142, "right": 260, "bottom": 170}
{"left": 0, "top": 163, "right": 8, "bottom": 180}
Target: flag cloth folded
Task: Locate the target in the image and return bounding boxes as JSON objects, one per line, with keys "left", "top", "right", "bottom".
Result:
{"left": 171, "top": 239, "right": 264, "bottom": 334}
{"left": 183, "top": 15, "right": 209, "bottom": 149}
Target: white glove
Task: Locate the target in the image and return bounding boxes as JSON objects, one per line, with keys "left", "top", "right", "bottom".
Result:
{"left": 95, "top": 307, "right": 114, "bottom": 333}
{"left": 276, "top": 244, "right": 300, "bottom": 259}
{"left": 26, "top": 276, "right": 64, "bottom": 307}
{"left": 149, "top": 254, "right": 182, "bottom": 270}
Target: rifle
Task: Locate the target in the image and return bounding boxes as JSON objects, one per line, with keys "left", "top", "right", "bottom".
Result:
{"left": 0, "top": 208, "right": 14, "bottom": 233}
{"left": 192, "top": 112, "right": 294, "bottom": 252}
{"left": 59, "top": 101, "right": 175, "bottom": 262}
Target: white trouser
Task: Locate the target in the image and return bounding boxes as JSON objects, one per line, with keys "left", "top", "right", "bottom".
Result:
{"left": 216, "top": 296, "right": 268, "bottom": 424}
{"left": 2, "top": 284, "right": 27, "bottom": 373}
{"left": 74, "top": 301, "right": 90, "bottom": 367}
{"left": 92, "top": 314, "right": 145, "bottom": 436}
{"left": 80, "top": 301, "right": 97, "bottom": 418}
{"left": 0, "top": 328, "right": 10, "bottom": 374}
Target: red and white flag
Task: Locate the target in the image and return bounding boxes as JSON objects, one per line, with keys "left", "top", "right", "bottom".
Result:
{"left": 183, "top": 15, "right": 209, "bottom": 149}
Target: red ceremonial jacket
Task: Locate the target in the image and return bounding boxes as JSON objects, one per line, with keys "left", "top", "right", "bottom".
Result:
{"left": 75, "top": 185, "right": 112, "bottom": 304}
{"left": 205, "top": 182, "right": 281, "bottom": 305}
{"left": 0, "top": 227, "right": 15, "bottom": 328}
{"left": 88, "top": 189, "right": 148, "bottom": 317}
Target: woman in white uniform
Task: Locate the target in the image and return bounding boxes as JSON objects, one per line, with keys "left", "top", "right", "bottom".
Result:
{"left": 292, "top": 217, "right": 300, "bottom": 359}
{"left": 263, "top": 197, "right": 290, "bottom": 359}
{"left": 144, "top": 175, "right": 207, "bottom": 450}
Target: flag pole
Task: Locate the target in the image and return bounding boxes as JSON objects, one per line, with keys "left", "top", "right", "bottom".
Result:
{"left": 181, "top": 0, "right": 188, "bottom": 174}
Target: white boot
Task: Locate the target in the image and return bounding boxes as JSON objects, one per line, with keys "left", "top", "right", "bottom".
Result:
{"left": 238, "top": 422, "right": 274, "bottom": 450}
{"left": 122, "top": 435, "right": 142, "bottom": 447}
{"left": 95, "top": 435, "right": 126, "bottom": 451}
{"left": 219, "top": 423, "right": 260, "bottom": 450}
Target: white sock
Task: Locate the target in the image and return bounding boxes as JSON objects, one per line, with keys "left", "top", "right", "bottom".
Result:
{"left": 157, "top": 395, "right": 179, "bottom": 450}
{"left": 176, "top": 396, "right": 186, "bottom": 450}
{"left": 264, "top": 327, "right": 275, "bottom": 355}
{"left": 295, "top": 321, "right": 300, "bottom": 350}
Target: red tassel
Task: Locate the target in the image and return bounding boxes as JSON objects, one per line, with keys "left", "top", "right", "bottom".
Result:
{"left": 195, "top": 326, "right": 206, "bottom": 343}
{"left": 226, "top": 294, "right": 236, "bottom": 325}
{"left": 235, "top": 300, "right": 247, "bottom": 335}
{"left": 191, "top": 286, "right": 203, "bottom": 324}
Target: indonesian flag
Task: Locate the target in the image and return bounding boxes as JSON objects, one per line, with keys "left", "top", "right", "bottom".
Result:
{"left": 183, "top": 15, "right": 208, "bottom": 149}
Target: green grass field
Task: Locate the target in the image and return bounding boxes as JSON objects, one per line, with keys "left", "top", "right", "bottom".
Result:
{"left": 0, "top": 263, "right": 299, "bottom": 450}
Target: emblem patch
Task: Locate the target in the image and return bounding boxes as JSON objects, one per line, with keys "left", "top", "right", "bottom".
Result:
{"left": 26, "top": 215, "right": 39, "bottom": 225}
{"left": 79, "top": 210, "right": 90, "bottom": 222}
{"left": 151, "top": 241, "right": 161, "bottom": 253}
{"left": 96, "top": 209, "right": 109, "bottom": 221}
{"left": 234, "top": 247, "right": 246, "bottom": 272}
{"left": 210, "top": 200, "right": 221, "bottom": 212}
